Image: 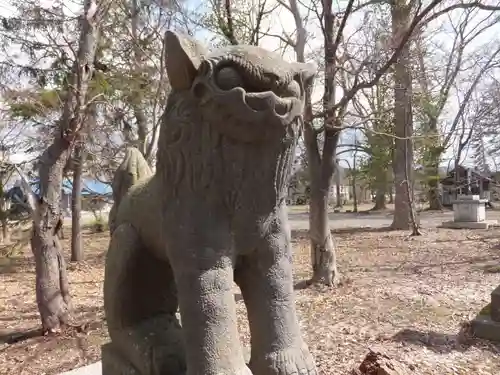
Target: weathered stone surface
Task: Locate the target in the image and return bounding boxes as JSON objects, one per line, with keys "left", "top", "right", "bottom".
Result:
{"left": 102, "top": 344, "right": 140, "bottom": 375}
{"left": 442, "top": 195, "right": 498, "bottom": 229}
{"left": 108, "top": 146, "right": 153, "bottom": 234}
{"left": 59, "top": 362, "right": 102, "bottom": 375}
{"left": 491, "top": 285, "right": 500, "bottom": 322}
{"left": 351, "top": 350, "right": 411, "bottom": 375}
{"left": 471, "top": 313, "right": 500, "bottom": 342}
{"left": 471, "top": 286, "right": 500, "bottom": 342}
{"left": 441, "top": 220, "right": 498, "bottom": 229}
{"left": 101, "top": 313, "right": 185, "bottom": 375}
{"left": 103, "top": 30, "right": 318, "bottom": 375}
{"left": 60, "top": 348, "right": 252, "bottom": 375}
{"left": 452, "top": 195, "right": 487, "bottom": 223}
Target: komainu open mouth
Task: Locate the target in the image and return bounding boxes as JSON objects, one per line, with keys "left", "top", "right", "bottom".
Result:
{"left": 208, "top": 64, "right": 304, "bottom": 120}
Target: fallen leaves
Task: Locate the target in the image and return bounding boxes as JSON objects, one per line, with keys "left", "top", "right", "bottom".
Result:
{"left": 0, "top": 227, "right": 500, "bottom": 374}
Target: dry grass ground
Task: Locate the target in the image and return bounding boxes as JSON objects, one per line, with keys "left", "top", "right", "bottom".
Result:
{"left": 1, "top": 227, "right": 500, "bottom": 374}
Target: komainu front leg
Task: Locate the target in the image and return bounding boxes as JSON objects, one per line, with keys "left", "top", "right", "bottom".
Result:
{"left": 168, "top": 225, "right": 251, "bottom": 375}
{"left": 235, "top": 208, "right": 317, "bottom": 375}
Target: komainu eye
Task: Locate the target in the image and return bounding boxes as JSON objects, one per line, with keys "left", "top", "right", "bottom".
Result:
{"left": 283, "top": 80, "right": 301, "bottom": 98}
{"left": 216, "top": 67, "right": 243, "bottom": 90}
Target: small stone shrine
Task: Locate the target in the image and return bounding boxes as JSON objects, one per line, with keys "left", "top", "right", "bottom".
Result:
{"left": 441, "top": 195, "right": 497, "bottom": 229}
{"left": 471, "top": 285, "right": 500, "bottom": 342}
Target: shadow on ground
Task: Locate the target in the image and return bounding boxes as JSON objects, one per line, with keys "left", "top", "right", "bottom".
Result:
{"left": 0, "top": 256, "right": 34, "bottom": 275}
{"left": 346, "top": 254, "right": 500, "bottom": 275}
{"left": 0, "top": 304, "right": 105, "bottom": 346}
{"left": 291, "top": 226, "right": 396, "bottom": 239}
{"left": 391, "top": 326, "right": 500, "bottom": 354}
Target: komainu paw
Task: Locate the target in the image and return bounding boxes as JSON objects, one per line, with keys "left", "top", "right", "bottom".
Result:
{"left": 250, "top": 345, "right": 317, "bottom": 375}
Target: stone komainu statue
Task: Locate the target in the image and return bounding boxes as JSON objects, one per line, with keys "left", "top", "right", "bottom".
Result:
{"left": 108, "top": 146, "right": 152, "bottom": 234}
{"left": 102, "top": 30, "right": 318, "bottom": 375}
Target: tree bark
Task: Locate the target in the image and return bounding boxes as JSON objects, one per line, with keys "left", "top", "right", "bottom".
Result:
{"left": 0, "top": 199, "right": 10, "bottom": 244}
{"left": 32, "top": 228, "right": 71, "bottom": 332}
{"left": 307, "top": 129, "right": 339, "bottom": 286}
{"left": 373, "top": 190, "right": 386, "bottom": 210}
{"left": 390, "top": 0, "right": 413, "bottom": 230}
{"left": 32, "top": 138, "right": 73, "bottom": 331}
{"left": 309, "top": 184, "right": 338, "bottom": 286}
{"left": 427, "top": 164, "right": 443, "bottom": 210}
{"left": 1, "top": 218, "right": 10, "bottom": 244}
{"left": 0, "top": 180, "right": 10, "bottom": 243}
{"left": 30, "top": 0, "right": 107, "bottom": 332}
{"left": 352, "top": 175, "right": 358, "bottom": 212}
{"left": 284, "top": 0, "right": 339, "bottom": 286}
{"left": 305, "top": 0, "right": 341, "bottom": 286}
{"left": 335, "top": 180, "right": 342, "bottom": 207}
{"left": 372, "top": 170, "right": 387, "bottom": 210}
{"left": 71, "top": 144, "right": 84, "bottom": 262}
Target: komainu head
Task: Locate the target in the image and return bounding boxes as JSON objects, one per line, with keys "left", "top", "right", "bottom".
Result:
{"left": 163, "top": 30, "right": 317, "bottom": 143}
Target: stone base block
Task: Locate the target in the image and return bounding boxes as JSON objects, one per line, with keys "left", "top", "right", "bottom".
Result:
{"left": 60, "top": 362, "right": 102, "bottom": 375}
{"left": 62, "top": 348, "right": 251, "bottom": 375}
{"left": 471, "top": 314, "right": 500, "bottom": 342}
{"left": 440, "top": 220, "right": 498, "bottom": 229}
{"left": 101, "top": 313, "right": 186, "bottom": 375}
{"left": 492, "top": 285, "right": 500, "bottom": 321}
{"left": 101, "top": 341, "right": 251, "bottom": 375}
{"left": 101, "top": 343, "right": 141, "bottom": 375}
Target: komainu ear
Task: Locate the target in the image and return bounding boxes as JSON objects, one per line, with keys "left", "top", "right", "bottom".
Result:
{"left": 164, "top": 30, "right": 208, "bottom": 90}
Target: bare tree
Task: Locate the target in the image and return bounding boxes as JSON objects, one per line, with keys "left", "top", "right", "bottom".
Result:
{"left": 390, "top": 0, "right": 417, "bottom": 231}
{"left": 280, "top": 0, "right": 500, "bottom": 284}
{"left": 202, "top": 0, "right": 279, "bottom": 47}
{"left": 413, "top": 8, "right": 500, "bottom": 209}
{"left": 70, "top": 142, "right": 84, "bottom": 262}
{"left": 27, "top": 0, "right": 111, "bottom": 333}
{"left": 470, "top": 80, "right": 500, "bottom": 169}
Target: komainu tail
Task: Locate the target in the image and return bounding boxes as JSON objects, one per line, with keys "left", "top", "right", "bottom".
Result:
{"left": 108, "top": 147, "right": 153, "bottom": 233}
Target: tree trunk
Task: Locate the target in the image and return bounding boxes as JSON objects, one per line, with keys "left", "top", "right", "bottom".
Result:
{"left": 71, "top": 145, "right": 84, "bottom": 262}
{"left": 390, "top": 0, "right": 413, "bottom": 230}
{"left": 352, "top": 177, "right": 358, "bottom": 212}
{"left": 1, "top": 217, "right": 10, "bottom": 244}
{"left": 33, "top": 139, "right": 73, "bottom": 332}
{"left": 130, "top": 0, "right": 149, "bottom": 157}
{"left": 0, "top": 183, "right": 10, "bottom": 244}
{"left": 373, "top": 190, "right": 386, "bottom": 210}
{"left": 308, "top": 179, "right": 338, "bottom": 286}
{"left": 31, "top": 225, "right": 71, "bottom": 332}
{"left": 29, "top": 0, "right": 106, "bottom": 332}
{"left": 306, "top": 0, "right": 341, "bottom": 286}
{"left": 335, "top": 180, "right": 342, "bottom": 207}
{"left": 427, "top": 165, "right": 443, "bottom": 210}
{"left": 372, "top": 170, "right": 387, "bottom": 210}
{"left": 287, "top": 0, "right": 339, "bottom": 286}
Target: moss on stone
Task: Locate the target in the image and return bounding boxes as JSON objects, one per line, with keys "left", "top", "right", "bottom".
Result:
{"left": 478, "top": 303, "right": 491, "bottom": 316}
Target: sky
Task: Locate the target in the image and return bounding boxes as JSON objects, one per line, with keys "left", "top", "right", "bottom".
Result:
{"left": 1, "top": 0, "right": 500, "bottom": 172}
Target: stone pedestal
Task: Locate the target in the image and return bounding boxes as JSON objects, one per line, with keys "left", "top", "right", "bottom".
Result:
{"left": 441, "top": 195, "right": 497, "bottom": 229}
{"left": 100, "top": 342, "right": 251, "bottom": 375}
{"left": 471, "top": 285, "right": 500, "bottom": 342}
{"left": 101, "top": 313, "right": 186, "bottom": 375}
